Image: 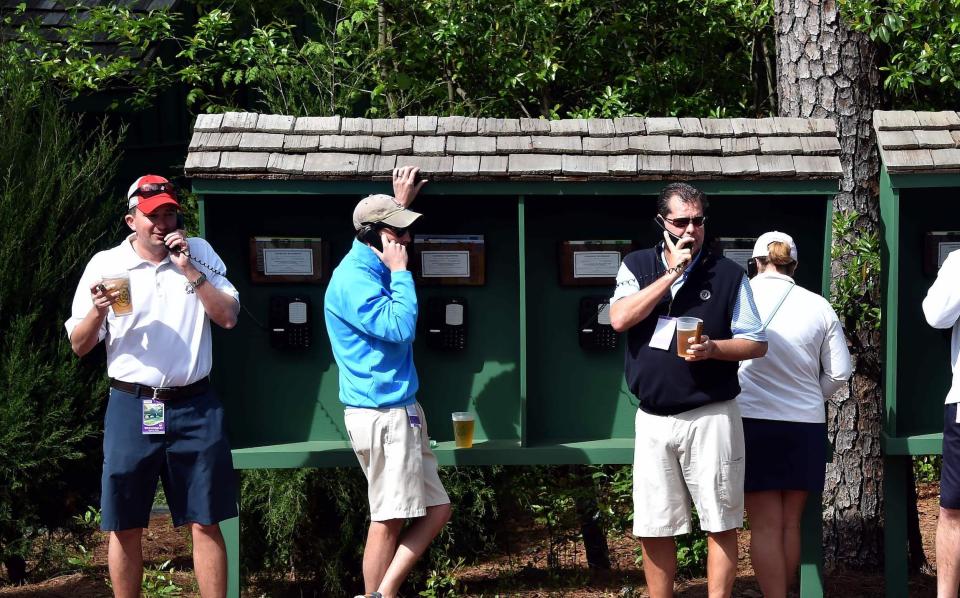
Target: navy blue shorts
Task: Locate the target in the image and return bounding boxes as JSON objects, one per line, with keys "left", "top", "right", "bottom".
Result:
{"left": 742, "top": 418, "right": 827, "bottom": 494}
{"left": 101, "top": 386, "right": 238, "bottom": 531}
{"left": 942, "top": 404, "right": 960, "bottom": 509}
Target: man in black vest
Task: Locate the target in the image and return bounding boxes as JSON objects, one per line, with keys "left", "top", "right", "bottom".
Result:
{"left": 610, "top": 182, "right": 767, "bottom": 598}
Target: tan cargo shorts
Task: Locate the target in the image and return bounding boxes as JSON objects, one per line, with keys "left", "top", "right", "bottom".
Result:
{"left": 632, "top": 400, "right": 745, "bottom": 537}
{"left": 344, "top": 401, "right": 450, "bottom": 521}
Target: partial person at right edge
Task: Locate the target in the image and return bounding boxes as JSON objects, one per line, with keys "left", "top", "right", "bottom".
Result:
{"left": 923, "top": 248, "right": 960, "bottom": 598}
{"left": 737, "top": 231, "right": 851, "bottom": 598}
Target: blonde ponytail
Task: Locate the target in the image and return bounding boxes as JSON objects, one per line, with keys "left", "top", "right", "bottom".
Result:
{"left": 767, "top": 241, "right": 795, "bottom": 267}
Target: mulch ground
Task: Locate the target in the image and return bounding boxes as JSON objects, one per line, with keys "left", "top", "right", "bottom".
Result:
{"left": 0, "top": 484, "right": 942, "bottom": 597}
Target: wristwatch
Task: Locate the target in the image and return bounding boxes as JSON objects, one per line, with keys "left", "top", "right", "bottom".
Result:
{"left": 189, "top": 273, "right": 207, "bottom": 289}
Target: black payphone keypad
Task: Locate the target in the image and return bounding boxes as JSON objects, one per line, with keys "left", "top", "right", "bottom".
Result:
{"left": 425, "top": 297, "right": 467, "bottom": 351}
{"left": 579, "top": 296, "right": 618, "bottom": 350}
{"left": 269, "top": 296, "right": 312, "bottom": 350}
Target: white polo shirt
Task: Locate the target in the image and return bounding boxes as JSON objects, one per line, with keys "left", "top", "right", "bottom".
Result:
{"left": 64, "top": 234, "right": 239, "bottom": 387}
{"left": 737, "top": 272, "right": 852, "bottom": 423}
{"left": 923, "top": 250, "right": 960, "bottom": 404}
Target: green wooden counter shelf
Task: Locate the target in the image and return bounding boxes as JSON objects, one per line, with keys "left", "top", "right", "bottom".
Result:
{"left": 185, "top": 113, "right": 843, "bottom": 597}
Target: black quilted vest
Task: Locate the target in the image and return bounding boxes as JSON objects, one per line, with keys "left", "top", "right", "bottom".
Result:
{"left": 622, "top": 246, "right": 744, "bottom": 415}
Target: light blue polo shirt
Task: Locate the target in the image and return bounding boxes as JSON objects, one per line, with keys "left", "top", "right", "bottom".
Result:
{"left": 323, "top": 239, "right": 419, "bottom": 409}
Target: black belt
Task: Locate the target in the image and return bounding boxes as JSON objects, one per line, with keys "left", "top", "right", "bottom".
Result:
{"left": 110, "top": 377, "right": 210, "bottom": 401}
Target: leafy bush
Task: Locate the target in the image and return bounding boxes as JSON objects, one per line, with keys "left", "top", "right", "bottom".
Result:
{"left": 7, "top": 0, "right": 784, "bottom": 118}
{"left": 239, "top": 465, "right": 504, "bottom": 595}
{"left": 0, "top": 50, "right": 124, "bottom": 572}
{"left": 914, "top": 455, "right": 942, "bottom": 484}
{"left": 674, "top": 511, "right": 709, "bottom": 579}
{"left": 841, "top": 0, "right": 960, "bottom": 108}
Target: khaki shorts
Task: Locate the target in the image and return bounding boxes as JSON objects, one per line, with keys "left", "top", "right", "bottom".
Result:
{"left": 632, "top": 400, "right": 745, "bottom": 537}
{"left": 344, "top": 402, "right": 449, "bottom": 522}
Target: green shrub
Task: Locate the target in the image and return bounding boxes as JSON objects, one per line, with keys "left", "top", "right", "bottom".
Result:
{"left": 914, "top": 455, "right": 942, "bottom": 484}
{"left": 239, "top": 465, "right": 504, "bottom": 595}
{"left": 674, "top": 511, "right": 709, "bottom": 579}
{"left": 0, "top": 51, "right": 124, "bottom": 571}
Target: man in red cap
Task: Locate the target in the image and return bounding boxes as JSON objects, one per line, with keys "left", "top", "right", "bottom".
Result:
{"left": 65, "top": 174, "right": 240, "bottom": 598}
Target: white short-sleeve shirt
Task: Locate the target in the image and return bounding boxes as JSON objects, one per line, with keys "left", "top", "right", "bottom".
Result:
{"left": 737, "top": 272, "right": 851, "bottom": 422}
{"left": 923, "top": 250, "right": 960, "bottom": 404}
{"left": 64, "top": 234, "right": 239, "bottom": 387}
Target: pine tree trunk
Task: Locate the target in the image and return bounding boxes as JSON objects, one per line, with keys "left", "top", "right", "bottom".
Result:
{"left": 774, "top": 0, "right": 884, "bottom": 569}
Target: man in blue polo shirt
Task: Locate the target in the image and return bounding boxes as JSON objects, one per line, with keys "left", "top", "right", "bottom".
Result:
{"left": 324, "top": 166, "right": 450, "bottom": 598}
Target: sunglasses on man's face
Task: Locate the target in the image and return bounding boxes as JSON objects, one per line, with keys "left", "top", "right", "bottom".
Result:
{"left": 380, "top": 225, "right": 411, "bottom": 237}
{"left": 663, "top": 215, "right": 707, "bottom": 228}
{"left": 130, "top": 182, "right": 177, "bottom": 200}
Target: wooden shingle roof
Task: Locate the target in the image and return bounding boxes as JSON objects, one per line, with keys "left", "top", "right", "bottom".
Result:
{"left": 874, "top": 111, "right": 960, "bottom": 173}
{"left": 185, "top": 113, "right": 845, "bottom": 181}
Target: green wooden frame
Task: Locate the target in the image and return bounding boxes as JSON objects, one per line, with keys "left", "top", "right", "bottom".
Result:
{"left": 880, "top": 164, "right": 960, "bottom": 597}
{"left": 196, "top": 177, "right": 838, "bottom": 598}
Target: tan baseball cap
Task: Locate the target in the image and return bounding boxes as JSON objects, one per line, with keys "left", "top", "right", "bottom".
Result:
{"left": 352, "top": 194, "right": 422, "bottom": 230}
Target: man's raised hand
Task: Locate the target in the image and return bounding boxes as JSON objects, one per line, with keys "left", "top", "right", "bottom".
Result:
{"left": 663, "top": 230, "right": 693, "bottom": 272}
{"left": 392, "top": 166, "right": 427, "bottom": 207}
{"left": 372, "top": 232, "right": 409, "bottom": 272}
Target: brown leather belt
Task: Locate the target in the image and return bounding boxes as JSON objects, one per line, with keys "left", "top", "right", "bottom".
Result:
{"left": 110, "top": 377, "right": 210, "bottom": 401}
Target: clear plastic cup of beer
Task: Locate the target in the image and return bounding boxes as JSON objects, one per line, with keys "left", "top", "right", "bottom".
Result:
{"left": 451, "top": 412, "right": 475, "bottom": 448}
{"left": 102, "top": 272, "right": 132, "bottom": 316}
{"left": 676, "top": 317, "right": 703, "bottom": 358}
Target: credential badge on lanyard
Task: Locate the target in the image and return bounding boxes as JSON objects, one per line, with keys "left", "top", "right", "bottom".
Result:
{"left": 142, "top": 391, "right": 165, "bottom": 434}
{"left": 406, "top": 403, "right": 422, "bottom": 428}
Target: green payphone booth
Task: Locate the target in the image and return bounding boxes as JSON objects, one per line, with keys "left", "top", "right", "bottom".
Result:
{"left": 877, "top": 110, "right": 960, "bottom": 596}
{"left": 185, "top": 113, "right": 843, "bottom": 597}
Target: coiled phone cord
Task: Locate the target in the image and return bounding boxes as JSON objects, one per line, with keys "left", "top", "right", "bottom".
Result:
{"left": 174, "top": 247, "right": 271, "bottom": 330}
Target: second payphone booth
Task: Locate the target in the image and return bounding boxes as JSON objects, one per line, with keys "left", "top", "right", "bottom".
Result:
{"left": 876, "top": 110, "right": 960, "bottom": 596}
{"left": 185, "top": 113, "right": 843, "bottom": 597}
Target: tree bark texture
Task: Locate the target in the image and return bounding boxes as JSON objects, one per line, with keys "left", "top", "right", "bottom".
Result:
{"left": 376, "top": 0, "right": 397, "bottom": 116}
{"left": 774, "top": 0, "right": 884, "bottom": 569}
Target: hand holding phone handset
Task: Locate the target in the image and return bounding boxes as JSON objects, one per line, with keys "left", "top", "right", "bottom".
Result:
{"left": 655, "top": 215, "right": 694, "bottom": 274}
{"left": 610, "top": 222, "right": 694, "bottom": 298}
{"left": 162, "top": 216, "right": 227, "bottom": 278}
{"left": 369, "top": 232, "right": 408, "bottom": 272}
{"left": 162, "top": 212, "right": 189, "bottom": 258}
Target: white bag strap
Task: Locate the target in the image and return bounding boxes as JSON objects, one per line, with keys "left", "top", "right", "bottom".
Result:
{"left": 762, "top": 282, "right": 796, "bottom": 330}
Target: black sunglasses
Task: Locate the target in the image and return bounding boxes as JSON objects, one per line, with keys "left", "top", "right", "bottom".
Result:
{"left": 129, "top": 182, "right": 177, "bottom": 200}
{"left": 377, "top": 223, "right": 411, "bottom": 237}
{"left": 663, "top": 215, "right": 707, "bottom": 228}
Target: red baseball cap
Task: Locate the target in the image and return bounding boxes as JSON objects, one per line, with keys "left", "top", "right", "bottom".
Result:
{"left": 127, "top": 174, "right": 179, "bottom": 213}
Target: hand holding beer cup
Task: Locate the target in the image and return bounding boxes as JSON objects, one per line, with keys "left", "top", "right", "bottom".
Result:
{"left": 685, "top": 334, "right": 715, "bottom": 361}
{"left": 96, "top": 272, "right": 133, "bottom": 316}
{"left": 90, "top": 281, "right": 118, "bottom": 313}
{"left": 676, "top": 316, "right": 705, "bottom": 360}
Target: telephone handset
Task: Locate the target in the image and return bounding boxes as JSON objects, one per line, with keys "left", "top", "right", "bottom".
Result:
{"left": 579, "top": 296, "right": 618, "bottom": 350}
{"left": 166, "top": 213, "right": 187, "bottom": 255}
{"left": 425, "top": 296, "right": 467, "bottom": 351}
{"left": 654, "top": 215, "right": 683, "bottom": 245}
{"left": 269, "top": 295, "right": 312, "bottom": 350}
{"left": 654, "top": 215, "right": 693, "bottom": 272}
{"left": 164, "top": 212, "right": 227, "bottom": 277}
{"left": 358, "top": 224, "right": 384, "bottom": 252}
